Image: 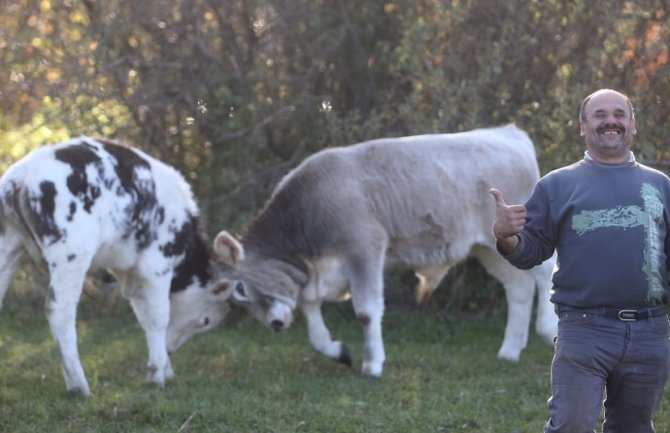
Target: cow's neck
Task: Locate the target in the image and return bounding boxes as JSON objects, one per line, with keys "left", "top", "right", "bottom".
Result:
{"left": 169, "top": 217, "right": 214, "bottom": 293}
{"left": 239, "top": 231, "right": 307, "bottom": 290}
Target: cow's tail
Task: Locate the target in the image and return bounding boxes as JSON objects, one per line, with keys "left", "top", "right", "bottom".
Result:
{"left": 0, "top": 182, "right": 41, "bottom": 309}
{"left": 532, "top": 252, "right": 558, "bottom": 346}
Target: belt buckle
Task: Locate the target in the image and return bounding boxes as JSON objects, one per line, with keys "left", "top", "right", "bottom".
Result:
{"left": 617, "top": 309, "right": 638, "bottom": 321}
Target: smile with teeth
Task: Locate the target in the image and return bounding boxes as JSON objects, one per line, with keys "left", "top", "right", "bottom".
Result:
{"left": 598, "top": 127, "right": 623, "bottom": 135}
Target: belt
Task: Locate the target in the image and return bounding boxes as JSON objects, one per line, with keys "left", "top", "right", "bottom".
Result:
{"left": 555, "top": 305, "right": 668, "bottom": 322}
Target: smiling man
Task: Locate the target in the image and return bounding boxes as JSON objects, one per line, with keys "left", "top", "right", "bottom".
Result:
{"left": 490, "top": 89, "right": 670, "bottom": 433}
{"left": 579, "top": 89, "right": 637, "bottom": 164}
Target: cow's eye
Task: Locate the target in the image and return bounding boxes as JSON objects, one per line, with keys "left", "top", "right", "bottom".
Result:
{"left": 233, "top": 281, "right": 250, "bottom": 303}
{"left": 235, "top": 281, "right": 245, "bottom": 296}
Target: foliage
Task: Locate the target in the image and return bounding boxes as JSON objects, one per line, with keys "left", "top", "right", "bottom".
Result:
{"left": 1, "top": 0, "right": 669, "bottom": 306}
{"left": 0, "top": 109, "right": 69, "bottom": 172}
{"left": 3, "top": 0, "right": 669, "bottom": 226}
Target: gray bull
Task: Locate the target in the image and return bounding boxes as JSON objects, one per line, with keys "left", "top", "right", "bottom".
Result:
{"left": 205, "top": 124, "right": 557, "bottom": 377}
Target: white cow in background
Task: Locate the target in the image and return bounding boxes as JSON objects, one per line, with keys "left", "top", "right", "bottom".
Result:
{"left": 0, "top": 137, "right": 232, "bottom": 396}
{"left": 195, "top": 124, "right": 557, "bottom": 377}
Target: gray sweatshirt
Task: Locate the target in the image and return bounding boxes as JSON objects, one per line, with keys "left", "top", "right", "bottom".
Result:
{"left": 503, "top": 153, "right": 670, "bottom": 308}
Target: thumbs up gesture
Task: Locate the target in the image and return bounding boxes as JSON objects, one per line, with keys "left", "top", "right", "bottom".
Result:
{"left": 490, "top": 188, "right": 526, "bottom": 252}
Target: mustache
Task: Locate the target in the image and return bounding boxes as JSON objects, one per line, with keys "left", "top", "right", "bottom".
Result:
{"left": 596, "top": 124, "right": 625, "bottom": 134}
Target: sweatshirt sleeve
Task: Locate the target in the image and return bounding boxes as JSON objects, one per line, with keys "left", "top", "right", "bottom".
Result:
{"left": 666, "top": 213, "right": 670, "bottom": 286}
{"left": 499, "top": 181, "right": 557, "bottom": 270}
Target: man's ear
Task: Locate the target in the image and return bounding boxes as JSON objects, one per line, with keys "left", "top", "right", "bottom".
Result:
{"left": 213, "top": 231, "right": 245, "bottom": 266}
{"left": 579, "top": 120, "right": 585, "bottom": 136}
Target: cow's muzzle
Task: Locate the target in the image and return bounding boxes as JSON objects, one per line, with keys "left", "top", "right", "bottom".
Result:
{"left": 266, "top": 301, "right": 294, "bottom": 331}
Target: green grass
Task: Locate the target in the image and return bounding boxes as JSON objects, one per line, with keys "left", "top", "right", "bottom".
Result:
{"left": 1, "top": 294, "right": 669, "bottom": 433}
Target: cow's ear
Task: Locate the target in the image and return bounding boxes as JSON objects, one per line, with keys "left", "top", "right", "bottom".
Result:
{"left": 213, "top": 231, "right": 245, "bottom": 266}
{"left": 212, "top": 280, "right": 233, "bottom": 300}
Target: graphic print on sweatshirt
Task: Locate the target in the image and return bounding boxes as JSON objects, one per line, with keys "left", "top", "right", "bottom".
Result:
{"left": 571, "top": 183, "right": 664, "bottom": 302}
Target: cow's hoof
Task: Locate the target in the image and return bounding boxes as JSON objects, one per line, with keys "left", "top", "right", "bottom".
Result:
{"left": 165, "top": 362, "right": 175, "bottom": 380}
{"left": 145, "top": 365, "right": 168, "bottom": 387}
{"left": 361, "top": 368, "right": 382, "bottom": 380}
{"left": 337, "top": 344, "right": 352, "bottom": 367}
{"left": 66, "top": 385, "right": 91, "bottom": 397}
{"left": 361, "top": 360, "right": 383, "bottom": 377}
{"left": 146, "top": 376, "right": 167, "bottom": 387}
{"left": 496, "top": 349, "right": 521, "bottom": 363}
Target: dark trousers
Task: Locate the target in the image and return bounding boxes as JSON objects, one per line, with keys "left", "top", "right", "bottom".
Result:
{"left": 544, "top": 310, "right": 670, "bottom": 433}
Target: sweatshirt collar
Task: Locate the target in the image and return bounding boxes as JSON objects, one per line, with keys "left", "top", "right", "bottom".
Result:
{"left": 584, "top": 151, "right": 635, "bottom": 164}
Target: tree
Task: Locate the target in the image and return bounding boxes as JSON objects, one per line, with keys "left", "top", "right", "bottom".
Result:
{"left": 2, "top": 0, "right": 668, "bottom": 239}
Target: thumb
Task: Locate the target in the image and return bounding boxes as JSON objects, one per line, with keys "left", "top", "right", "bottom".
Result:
{"left": 489, "top": 188, "right": 507, "bottom": 207}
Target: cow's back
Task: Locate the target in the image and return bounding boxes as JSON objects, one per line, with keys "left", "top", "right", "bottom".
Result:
{"left": 348, "top": 124, "right": 538, "bottom": 206}
{"left": 0, "top": 137, "right": 197, "bottom": 272}
{"left": 271, "top": 124, "right": 539, "bottom": 266}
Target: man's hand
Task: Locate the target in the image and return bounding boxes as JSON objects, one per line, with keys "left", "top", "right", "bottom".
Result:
{"left": 490, "top": 188, "right": 526, "bottom": 253}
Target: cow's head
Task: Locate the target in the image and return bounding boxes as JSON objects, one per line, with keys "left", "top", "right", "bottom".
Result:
{"left": 212, "top": 230, "right": 307, "bottom": 332}
{"left": 166, "top": 272, "right": 233, "bottom": 354}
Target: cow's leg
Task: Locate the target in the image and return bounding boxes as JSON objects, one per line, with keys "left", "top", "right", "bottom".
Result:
{"left": 346, "top": 229, "right": 388, "bottom": 377}
{"left": 300, "top": 300, "right": 352, "bottom": 367}
{"left": 532, "top": 253, "right": 558, "bottom": 346}
{"left": 414, "top": 263, "right": 451, "bottom": 304}
{"left": 44, "top": 259, "right": 91, "bottom": 396}
{"left": 472, "top": 246, "right": 534, "bottom": 362}
{"left": 0, "top": 232, "right": 24, "bottom": 309}
{"left": 124, "top": 275, "right": 173, "bottom": 386}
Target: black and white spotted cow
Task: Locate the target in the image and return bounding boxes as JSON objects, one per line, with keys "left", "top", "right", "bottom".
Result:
{"left": 0, "top": 137, "right": 232, "bottom": 396}
{"left": 201, "top": 124, "right": 557, "bottom": 378}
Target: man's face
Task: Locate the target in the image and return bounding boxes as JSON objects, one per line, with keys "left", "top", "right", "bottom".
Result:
{"left": 580, "top": 91, "right": 636, "bottom": 163}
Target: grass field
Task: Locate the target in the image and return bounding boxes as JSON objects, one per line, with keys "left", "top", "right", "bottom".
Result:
{"left": 1, "top": 287, "right": 669, "bottom": 433}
